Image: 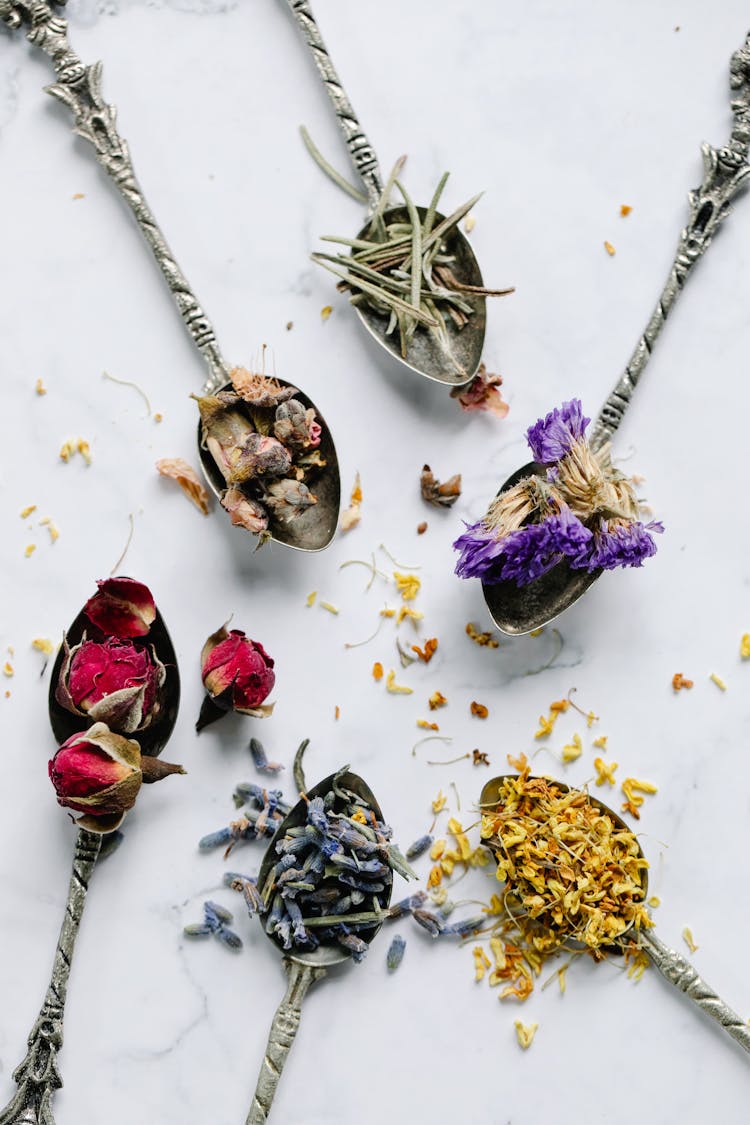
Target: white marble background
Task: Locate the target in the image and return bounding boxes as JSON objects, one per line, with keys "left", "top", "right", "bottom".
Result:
{"left": 2, "top": 1, "right": 750, "bottom": 1122}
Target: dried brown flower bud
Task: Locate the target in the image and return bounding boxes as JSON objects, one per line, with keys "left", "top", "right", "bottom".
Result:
{"left": 273, "top": 399, "right": 322, "bottom": 451}
{"left": 230, "top": 368, "right": 298, "bottom": 407}
{"left": 420, "top": 465, "right": 462, "bottom": 508}
{"left": 221, "top": 490, "right": 269, "bottom": 533}
{"left": 262, "top": 478, "right": 317, "bottom": 520}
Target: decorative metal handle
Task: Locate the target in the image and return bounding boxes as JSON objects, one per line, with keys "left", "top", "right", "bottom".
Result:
{"left": 284, "top": 0, "right": 383, "bottom": 209}
{"left": 245, "top": 958, "right": 327, "bottom": 1124}
{"left": 590, "top": 34, "right": 750, "bottom": 449}
{"left": 639, "top": 927, "right": 750, "bottom": 1053}
{"left": 1, "top": 0, "right": 231, "bottom": 394}
{"left": 0, "top": 829, "right": 102, "bottom": 1125}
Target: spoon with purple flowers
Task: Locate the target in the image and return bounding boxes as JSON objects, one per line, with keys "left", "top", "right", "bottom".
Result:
{"left": 454, "top": 32, "right": 750, "bottom": 634}
{"left": 0, "top": 578, "right": 184, "bottom": 1125}
{"left": 282, "top": 0, "right": 513, "bottom": 388}
{"left": 3, "top": 0, "right": 340, "bottom": 552}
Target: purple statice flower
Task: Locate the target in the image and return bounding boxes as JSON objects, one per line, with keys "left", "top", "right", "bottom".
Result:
{"left": 577, "top": 518, "right": 663, "bottom": 572}
{"left": 453, "top": 520, "right": 503, "bottom": 581}
{"left": 493, "top": 507, "right": 592, "bottom": 585}
{"left": 526, "top": 399, "right": 591, "bottom": 464}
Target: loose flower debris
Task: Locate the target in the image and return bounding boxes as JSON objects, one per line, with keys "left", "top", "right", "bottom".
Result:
{"left": 417, "top": 719, "right": 440, "bottom": 731}
{"left": 604, "top": 240, "right": 616, "bottom": 256}
{"left": 709, "top": 672, "right": 727, "bottom": 692}
{"left": 340, "top": 472, "right": 362, "bottom": 532}
{"left": 514, "top": 1021, "right": 539, "bottom": 1050}
{"left": 372, "top": 662, "right": 384, "bottom": 682}
{"left": 394, "top": 572, "right": 421, "bottom": 601}
{"left": 466, "top": 622, "right": 499, "bottom": 648}
{"left": 386, "top": 669, "right": 413, "bottom": 695}
{"left": 682, "top": 926, "right": 699, "bottom": 953}
{"left": 620, "top": 777, "right": 657, "bottom": 820}
{"left": 24, "top": 545, "right": 36, "bottom": 558}
{"left": 420, "top": 464, "right": 462, "bottom": 509}
{"left": 306, "top": 591, "right": 317, "bottom": 607}
{"left": 320, "top": 305, "right": 333, "bottom": 322}
{"left": 35, "top": 378, "right": 47, "bottom": 395}
{"left": 411, "top": 638, "right": 438, "bottom": 663}
{"left": 156, "top": 458, "right": 210, "bottom": 515}
{"left": 39, "top": 517, "right": 60, "bottom": 543}
{"left": 31, "top": 638, "right": 54, "bottom": 655}
{"left": 19, "top": 505, "right": 37, "bottom": 519}
{"left": 59, "top": 438, "right": 93, "bottom": 465}
{"left": 561, "top": 733, "right": 583, "bottom": 763}
{"left": 319, "top": 601, "right": 339, "bottom": 615}
{"left": 3, "top": 663, "right": 14, "bottom": 677}
{"left": 429, "top": 691, "right": 448, "bottom": 710}
{"left": 593, "top": 758, "right": 618, "bottom": 786}
{"left": 620, "top": 204, "right": 633, "bottom": 217}
{"left": 741, "top": 634, "right": 750, "bottom": 659}
{"left": 417, "top": 521, "right": 428, "bottom": 535}
{"left": 470, "top": 701, "right": 489, "bottom": 719}
{"left": 450, "top": 363, "right": 509, "bottom": 417}
{"left": 672, "top": 672, "right": 693, "bottom": 691}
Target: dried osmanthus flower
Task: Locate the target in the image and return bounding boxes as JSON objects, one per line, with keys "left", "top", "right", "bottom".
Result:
{"left": 49, "top": 722, "right": 184, "bottom": 833}
{"left": 197, "top": 623, "right": 276, "bottom": 732}
{"left": 420, "top": 464, "right": 462, "bottom": 508}
{"left": 193, "top": 369, "right": 327, "bottom": 538}
{"left": 454, "top": 399, "right": 663, "bottom": 587}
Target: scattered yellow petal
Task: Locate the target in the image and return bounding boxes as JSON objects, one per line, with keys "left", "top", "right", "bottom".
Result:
{"left": 306, "top": 591, "right": 317, "bottom": 607}
{"left": 156, "top": 457, "right": 210, "bottom": 515}
{"left": 340, "top": 471, "right": 362, "bottom": 532}
{"left": 483, "top": 894, "right": 504, "bottom": 917}
{"left": 710, "top": 672, "right": 727, "bottom": 691}
{"left": 473, "top": 946, "right": 491, "bottom": 981}
{"left": 334, "top": 705, "right": 340, "bottom": 721}
{"left": 319, "top": 601, "right": 339, "bottom": 615}
{"left": 647, "top": 895, "right": 661, "bottom": 909}
{"left": 534, "top": 715, "right": 555, "bottom": 739}
{"left": 466, "top": 622, "right": 499, "bottom": 648}
{"left": 77, "top": 439, "right": 93, "bottom": 465}
{"left": 31, "top": 638, "right": 54, "bottom": 655}
{"left": 430, "top": 840, "right": 446, "bottom": 860}
{"left": 380, "top": 606, "right": 396, "bottom": 619}
{"left": 514, "top": 1021, "right": 539, "bottom": 1050}
{"left": 24, "top": 544, "right": 36, "bottom": 558}
{"left": 393, "top": 572, "right": 421, "bottom": 602}
{"left": 558, "top": 965, "right": 568, "bottom": 994}
{"left": 604, "top": 240, "right": 616, "bottom": 256}
{"left": 19, "top": 505, "right": 37, "bottom": 519}
{"left": 672, "top": 672, "right": 693, "bottom": 691}
{"left": 35, "top": 378, "right": 47, "bottom": 395}
{"left": 529, "top": 628, "right": 543, "bottom": 637}
{"left": 3, "top": 663, "right": 14, "bottom": 677}
{"left": 585, "top": 710, "right": 598, "bottom": 727}
{"left": 506, "top": 751, "right": 528, "bottom": 773}
{"left": 428, "top": 691, "right": 447, "bottom": 710}
{"left": 549, "top": 699, "right": 569, "bottom": 714}
{"left": 386, "top": 669, "right": 412, "bottom": 695}
{"left": 741, "top": 634, "right": 750, "bottom": 659}
{"left": 430, "top": 887, "right": 448, "bottom": 906}
{"left": 417, "top": 719, "right": 439, "bottom": 731}
{"left": 4, "top": 690, "right": 10, "bottom": 698}
{"left": 432, "top": 790, "right": 447, "bottom": 814}
{"left": 682, "top": 926, "right": 699, "bottom": 953}
{"left": 397, "top": 606, "right": 423, "bottom": 626}
{"left": 593, "top": 757, "right": 618, "bottom": 786}
{"left": 72, "top": 192, "right": 85, "bottom": 200}
{"left": 411, "top": 638, "right": 438, "bottom": 663}
{"left": 470, "top": 701, "right": 489, "bottom": 719}
{"left": 154, "top": 412, "right": 163, "bottom": 423}
{"left": 592, "top": 735, "right": 608, "bottom": 750}
{"left": 59, "top": 440, "right": 75, "bottom": 463}
{"left": 38, "top": 517, "right": 60, "bottom": 543}
{"left": 621, "top": 777, "right": 658, "bottom": 811}
{"left": 372, "top": 662, "right": 383, "bottom": 682}
{"left": 427, "top": 865, "right": 443, "bottom": 887}
{"left": 625, "top": 945, "right": 650, "bottom": 980}
{"left": 464, "top": 214, "right": 477, "bottom": 233}
{"left": 620, "top": 204, "right": 633, "bottom": 217}
{"left": 321, "top": 305, "right": 333, "bottom": 321}
{"left": 561, "top": 733, "right": 583, "bottom": 763}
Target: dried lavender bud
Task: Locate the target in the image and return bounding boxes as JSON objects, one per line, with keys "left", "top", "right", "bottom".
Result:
{"left": 387, "top": 891, "right": 428, "bottom": 919}
{"left": 386, "top": 934, "right": 406, "bottom": 971}
{"left": 184, "top": 901, "right": 243, "bottom": 951}
{"left": 405, "top": 834, "right": 433, "bottom": 861}
{"left": 249, "top": 737, "right": 284, "bottom": 775}
{"left": 412, "top": 908, "right": 444, "bottom": 937}
{"left": 438, "top": 914, "right": 485, "bottom": 939}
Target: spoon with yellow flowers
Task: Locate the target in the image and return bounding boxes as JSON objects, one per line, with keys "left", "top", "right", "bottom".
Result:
{"left": 0, "top": 578, "right": 184, "bottom": 1125}
{"left": 2, "top": 0, "right": 340, "bottom": 552}
{"left": 454, "top": 32, "right": 750, "bottom": 634}
{"left": 282, "top": 0, "right": 513, "bottom": 388}
{"left": 479, "top": 770, "right": 750, "bottom": 1054}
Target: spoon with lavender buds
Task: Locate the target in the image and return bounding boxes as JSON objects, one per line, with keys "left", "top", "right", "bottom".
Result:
{"left": 282, "top": 0, "right": 513, "bottom": 387}
{"left": 0, "top": 577, "right": 182, "bottom": 1125}
{"left": 243, "top": 755, "right": 413, "bottom": 1123}
{"left": 3, "top": 0, "right": 340, "bottom": 552}
{"left": 480, "top": 774, "right": 750, "bottom": 1055}
{"left": 479, "top": 32, "right": 750, "bottom": 634}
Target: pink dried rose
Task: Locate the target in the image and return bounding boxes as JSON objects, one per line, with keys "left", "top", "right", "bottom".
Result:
{"left": 220, "top": 489, "right": 269, "bottom": 534}
{"left": 83, "top": 577, "right": 156, "bottom": 639}
{"left": 229, "top": 433, "right": 292, "bottom": 483}
{"left": 197, "top": 624, "right": 275, "bottom": 731}
{"left": 451, "top": 363, "right": 509, "bottom": 417}
{"left": 55, "top": 636, "right": 165, "bottom": 734}
{"left": 156, "top": 457, "right": 210, "bottom": 515}
{"left": 48, "top": 722, "right": 184, "bottom": 833}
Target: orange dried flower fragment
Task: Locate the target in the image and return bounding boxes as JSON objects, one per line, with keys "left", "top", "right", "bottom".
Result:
{"left": 604, "top": 240, "right": 616, "bottom": 256}
{"left": 428, "top": 691, "right": 447, "bottom": 710}
{"left": 672, "top": 672, "right": 694, "bottom": 691}
{"left": 372, "top": 662, "right": 384, "bottom": 682}
{"left": 417, "top": 719, "right": 439, "bottom": 731}
{"left": 470, "top": 701, "right": 489, "bottom": 719}
{"left": 412, "top": 638, "right": 438, "bottom": 663}
{"left": 466, "top": 622, "right": 499, "bottom": 648}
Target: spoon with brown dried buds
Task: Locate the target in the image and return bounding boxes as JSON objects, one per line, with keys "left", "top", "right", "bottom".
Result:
{"left": 240, "top": 744, "right": 414, "bottom": 1123}
{"left": 455, "top": 32, "right": 750, "bottom": 634}
{"left": 3, "top": 0, "right": 340, "bottom": 552}
{"left": 479, "top": 771, "right": 750, "bottom": 1055}
{"left": 0, "top": 578, "right": 184, "bottom": 1125}
{"left": 283, "top": 0, "right": 513, "bottom": 387}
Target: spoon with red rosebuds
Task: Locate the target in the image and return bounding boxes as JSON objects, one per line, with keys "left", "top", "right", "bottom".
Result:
{"left": 479, "top": 773, "right": 750, "bottom": 1055}
{"left": 3, "top": 0, "right": 340, "bottom": 552}
{"left": 0, "top": 578, "right": 184, "bottom": 1125}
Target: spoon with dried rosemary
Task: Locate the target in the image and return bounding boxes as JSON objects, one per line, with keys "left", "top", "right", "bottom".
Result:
{"left": 283, "top": 0, "right": 513, "bottom": 387}
{"left": 479, "top": 772, "right": 750, "bottom": 1055}
{"left": 4, "top": 0, "right": 340, "bottom": 552}
{"left": 478, "top": 32, "right": 750, "bottom": 633}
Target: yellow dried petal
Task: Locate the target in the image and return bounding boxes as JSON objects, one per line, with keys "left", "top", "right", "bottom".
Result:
{"left": 586, "top": 710, "right": 598, "bottom": 727}
{"left": 592, "top": 735, "right": 608, "bottom": 750}
{"left": 534, "top": 715, "right": 555, "bottom": 739}
{"left": 340, "top": 471, "right": 362, "bottom": 532}
{"left": 396, "top": 606, "right": 423, "bottom": 626}
{"left": 19, "top": 505, "right": 37, "bottom": 519}
{"left": 604, "top": 240, "right": 616, "bottom": 256}
{"left": 431, "top": 790, "right": 447, "bottom": 814}
{"left": 306, "top": 591, "right": 317, "bottom": 607}
{"left": 593, "top": 757, "right": 618, "bottom": 787}
{"left": 372, "top": 663, "right": 383, "bottom": 682}
{"left": 439, "top": 857, "right": 455, "bottom": 877}
{"left": 35, "top": 378, "right": 47, "bottom": 395}
{"left": 561, "top": 733, "right": 583, "bottom": 762}
{"left": 558, "top": 965, "right": 568, "bottom": 994}
{"left": 76, "top": 439, "right": 93, "bottom": 465}
{"left": 647, "top": 896, "right": 661, "bottom": 909}
{"left": 24, "top": 544, "right": 36, "bottom": 558}
{"left": 380, "top": 607, "right": 396, "bottom": 618}
{"left": 319, "top": 601, "right": 339, "bottom": 615}
{"left": 417, "top": 719, "right": 439, "bottom": 731}
{"left": 428, "top": 690, "right": 447, "bottom": 711}
{"left": 154, "top": 412, "right": 163, "bottom": 423}
{"left": 430, "top": 840, "right": 446, "bottom": 861}
{"left": 741, "top": 634, "right": 750, "bottom": 660}
{"left": 59, "top": 440, "right": 74, "bottom": 463}
{"left": 473, "top": 945, "right": 491, "bottom": 980}
{"left": 3, "top": 663, "right": 14, "bottom": 677}
{"left": 620, "top": 204, "right": 633, "bottom": 217}
{"left": 321, "top": 305, "right": 333, "bottom": 321}
{"left": 39, "top": 517, "right": 60, "bottom": 543}
{"left": 427, "top": 865, "right": 443, "bottom": 887}
{"left": 710, "top": 672, "right": 727, "bottom": 691}
{"left": 466, "top": 622, "right": 499, "bottom": 648}
{"left": 385, "top": 669, "right": 412, "bottom": 695}
{"left": 31, "top": 638, "right": 54, "bottom": 655}
{"left": 514, "top": 1021, "right": 539, "bottom": 1049}
{"left": 682, "top": 926, "right": 699, "bottom": 953}
{"left": 484, "top": 894, "right": 504, "bottom": 917}
{"left": 393, "top": 572, "right": 421, "bottom": 602}
{"left": 156, "top": 457, "right": 210, "bottom": 515}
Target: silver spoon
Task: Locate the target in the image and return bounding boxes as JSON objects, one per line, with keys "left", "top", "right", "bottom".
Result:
{"left": 284, "top": 0, "right": 506, "bottom": 387}
{"left": 3, "top": 0, "right": 340, "bottom": 553}
{"left": 245, "top": 746, "right": 395, "bottom": 1124}
{"left": 482, "top": 33, "right": 750, "bottom": 634}
{"left": 480, "top": 774, "right": 750, "bottom": 1055}
{"left": 0, "top": 579, "right": 182, "bottom": 1125}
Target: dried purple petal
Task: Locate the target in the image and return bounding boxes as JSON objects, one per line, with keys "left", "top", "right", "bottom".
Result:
{"left": 526, "top": 399, "right": 590, "bottom": 463}
{"left": 249, "top": 737, "right": 284, "bottom": 775}
{"left": 386, "top": 934, "right": 406, "bottom": 970}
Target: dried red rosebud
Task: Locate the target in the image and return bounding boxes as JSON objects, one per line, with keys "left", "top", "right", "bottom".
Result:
{"left": 83, "top": 578, "right": 156, "bottom": 638}
{"left": 48, "top": 722, "right": 184, "bottom": 833}
{"left": 273, "top": 399, "right": 322, "bottom": 451}
{"left": 56, "top": 635, "right": 165, "bottom": 734}
{"left": 198, "top": 625, "right": 275, "bottom": 730}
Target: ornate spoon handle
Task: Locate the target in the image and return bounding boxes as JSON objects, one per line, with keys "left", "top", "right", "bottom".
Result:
{"left": 245, "top": 958, "right": 327, "bottom": 1124}
{"left": 284, "top": 0, "right": 383, "bottom": 208}
{"left": 639, "top": 927, "right": 750, "bottom": 1053}
{"left": 1, "top": 0, "right": 231, "bottom": 394}
{"left": 590, "top": 35, "right": 750, "bottom": 450}
{"left": 0, "top": 829, "right": 102, "bottom": 1125}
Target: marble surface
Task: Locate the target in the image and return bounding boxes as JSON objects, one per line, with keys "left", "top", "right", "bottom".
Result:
{"left": 2, "top": 1, "right": 750, "bottom": 1122}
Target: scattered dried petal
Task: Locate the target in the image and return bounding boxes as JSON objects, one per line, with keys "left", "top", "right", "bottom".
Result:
{"left": 340, "top": 471, "right": 362, "bottom": 532}
{"left": 672, "top": 672, "right": 694, "bottom": 692}
{"left": 386, "top": 669, "right": 413, "bottom": 695}
{"left": 334, "top": 705, "right": 340, "bottom": 720}
{"left": 306, "top": 591, "right": 317, "bottom": 607}
{"left": 417, "top": 719, "right": 439, "bottom": 731}
{"left": 682, "top": 926, "right": 699, "bottom": 953}
{"left": 24, "top": 544, "right": 36, "bottom": 558}
{"left": 428, "top": 691, "right": 448, "bottom": 711}
{"left": 3, "top": 663, "right": 14, "bottom": 677}
{"left": 465, "top": 214, "right": 476, "bottom": 233}
{"left": 420, "top": 464, "right": 462, "bottom": 509}
{"left": 620, "top": 204, "right": 633, "bottom": 217}
{"left": 417, "top": 521, "right": 428, "bottom": 535}
{"left": 593, "top": 757, "right": 618, "bottom": 786}
{"left": 156, "top": 458, "right": 210, "bottom": 515}
{"left": 710, "top": 672, "right": 727, "bottom": 691}
{"left": 472, "top": 749, "right": 490, "bottom": 766}
{"left": 452, "top": 363, "right": 509, "bottom": 417}
{"left": 321, "top": 305, "right": 333, "bottom": 321}
{"left": 77, "top": 439, "right": 92, "bottom": 465}
{"left": 506, "top": 751, "right": 528, "bottom": 773}
{"left": 38, "top": 517, "right": 60, "bottom": 543}
{"left": 32, "top": 638, "right": 54, "bottom": 655}
{"left": 411, "top": 638, "right": 438, "bottom": 663}
{"left": 19, "top": 505, "right": 37, "bottom": 519}
{"left": 35, "top": 378, "right": 47, "bottom": 396}
{"left": 604, "top": 240, "right": 616, "bottom": 256}
{"left": 466, "top": 622, "right": 499, "bottom": 648}
{"left": 592, "top": 735, "right": 608, "bottom": 750}
{"left": 372, "top": 663, "right": 384, "bottom": 682}
{"left": 397, "top": 606, "right": 423, "bottom": 626}
{"left": 394, "top": 572, "right": 421, "bottom": 602}
{"left": 470, "top": 701, "right": 489, "bottom": 719}
{"left": 561, "top": 733, "right": 583, "bottom": 763}
{"left": 59, "top": 440, "right": 74, "bottom": 463}
{"left": 740, "top": 633, "right": 750, "bottom": 659}
{"left": 432, "top": 790, "right": 447, "bottom": 814}
{"left": 514, "top": 1021, "right": 539, "bottom": 1049}
{"left": 319, "top": 601, "right": 339, "bottom": 615}
{"left": 154, "top": 412, "right": 163, "bottom": 423}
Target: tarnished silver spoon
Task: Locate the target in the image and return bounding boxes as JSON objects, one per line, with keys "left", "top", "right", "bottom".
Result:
{"left": 245, "top": 746, "right": 396, "bottom": 1124}
{"left": 482, "top": 32, "right": 750, "bottom": 634}
{"left": 3, "top": 0, "right": 340, "bottom": 553}
{"left": 0, "top": 578, "right": 182, "bottom": 1125}
{"left": 283, "top": 0, "right": 507, "bottom": 387}
{"left": 480, "top": 774, "right": 750, "bottom": 1055}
